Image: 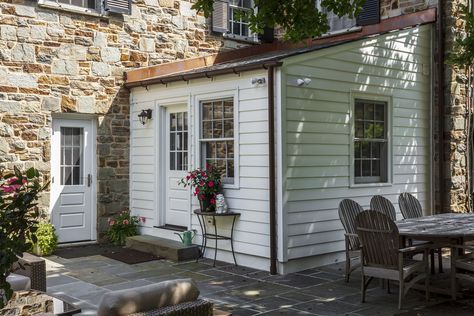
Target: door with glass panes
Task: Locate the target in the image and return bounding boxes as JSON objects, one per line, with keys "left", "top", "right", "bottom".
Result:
{"left": 165, "top": 106, "right": 189, "bottom": 228}
{"left": 50, "top": 118, "right": 95, "bottom": 243}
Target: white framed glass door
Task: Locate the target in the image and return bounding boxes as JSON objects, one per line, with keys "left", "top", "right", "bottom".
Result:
{"left": 50, "top": 118, "right": 95, "bottom": 243}
{"left": 164, "top": 106, "right": 189, "bottom": 228}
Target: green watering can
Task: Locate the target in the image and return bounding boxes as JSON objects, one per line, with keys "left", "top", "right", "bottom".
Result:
{"left": 175, "top": 230, "right": 196, "bottom": 246}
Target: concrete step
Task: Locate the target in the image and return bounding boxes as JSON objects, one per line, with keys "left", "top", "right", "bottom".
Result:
{"left": 126, "top": 235, "right": 200, "bottom": 262}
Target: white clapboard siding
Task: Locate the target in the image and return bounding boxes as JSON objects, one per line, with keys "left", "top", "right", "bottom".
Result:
{"left": 130, "top": 70, "right": 271, "bottom": 265}
{"left": 282, "top": 25, "right": 432, "bottom": 261}
{"left": 130, "top": 101, "right": 156, "bottom": 228}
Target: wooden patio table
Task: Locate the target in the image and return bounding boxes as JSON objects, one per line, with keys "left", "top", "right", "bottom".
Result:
{"left": 396, "top": 213, "right": 474, "bottom": 296}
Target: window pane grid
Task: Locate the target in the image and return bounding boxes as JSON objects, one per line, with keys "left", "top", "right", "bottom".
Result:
{"left": 200, "top": 99, "right": 234, "bottom": 183}
{"left": 228, "top": 1, "right": 252, "bottom": 37}
{"left": 60, "top": 127, "right": 83, "bottom": 186}
{"left": 354, "top": 99, "right": 388, "bottom": 183}
{"left": 169, "top": 112, "right": 188, "bottom": 171}
{"left": 58, "top": 0, "right": 95, "bottom": 9}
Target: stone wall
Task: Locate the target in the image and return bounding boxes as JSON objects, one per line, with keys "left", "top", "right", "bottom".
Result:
{"left": 0, "top": 0, "right": 238, "bottom": 239}
{"left": 443, "top": 0, "right": 470, "bottom": 212}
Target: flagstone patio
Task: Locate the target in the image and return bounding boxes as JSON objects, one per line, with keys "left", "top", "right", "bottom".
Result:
{"left": 43, "top": 252, "right": 471, "bottom": 316}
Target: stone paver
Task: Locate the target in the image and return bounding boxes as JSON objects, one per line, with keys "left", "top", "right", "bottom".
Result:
{"left": 42, "top": 253, "right": 468, "bottom": 316}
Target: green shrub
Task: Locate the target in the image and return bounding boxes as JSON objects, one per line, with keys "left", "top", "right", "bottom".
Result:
{"left": 0, "top": 167, "right": 47, "bottom": 307}
{"left": 31, "top": 222, "right": 58, "bottom": 256}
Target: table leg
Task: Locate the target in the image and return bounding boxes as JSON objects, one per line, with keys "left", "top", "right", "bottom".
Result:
{"left": 231, "top": 215, "right": 238, "bottom": 266}
{"left": 213, "top": 215, "right": 218, "bottom": 267}
{"left": 196, "top": 215, "right": 205, "bottom": 262}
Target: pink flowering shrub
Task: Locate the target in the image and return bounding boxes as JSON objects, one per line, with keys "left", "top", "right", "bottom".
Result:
{"left": 179, "top": 163, "right": 222, "bottom": 212}
{"left": 106, "top": 209, "right": 145, "bottom": 246}
{"left": 1, "top": 167, "right": 47, "bottom": 307}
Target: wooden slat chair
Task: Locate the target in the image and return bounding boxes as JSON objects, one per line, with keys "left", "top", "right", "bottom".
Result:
{"left": 398, "top": 193, "right": 444, "bottom": 274}
{"left": 355, "top": 210, "right": 430, "bottom": 310}
{"left": 338, "top": 199, "right": 364, "bottom": 282}
{"left": 370, "top": 195, "right": 397, "bottom": 221}
{"left": 450, "top": 244, "right": 474, "bottom": 300}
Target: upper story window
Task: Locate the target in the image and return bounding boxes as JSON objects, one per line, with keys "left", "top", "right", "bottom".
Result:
{"left": 315, "top": 0, "right": 356, "bottom": 33}
{"left": 58, "top": 0, "right": 95, "bottom": 9}
{"left": 353, "top": 99, "right": 389, "bottom": 184}
{"left": 212, "top": 0, "right": 257, "bottom": 42}
{"left": 229, "top": 0, "right": 252, "bottom": 38}
{"left": 38, "top": 0, "right": 131, "bottom": 15}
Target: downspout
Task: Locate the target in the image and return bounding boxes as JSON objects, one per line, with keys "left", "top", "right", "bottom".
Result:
{"left": 437, "top": 0, "right": 446, "bottom": 213}
{"left": 268, "top": 65, "right": 277, "bottom": 275}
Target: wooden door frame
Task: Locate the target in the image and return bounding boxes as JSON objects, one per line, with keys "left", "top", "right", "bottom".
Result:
{"left": 50, "top": 114, "right": 97, "bottom": 242}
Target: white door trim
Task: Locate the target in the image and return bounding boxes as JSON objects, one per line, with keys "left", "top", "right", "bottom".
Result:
{"left": 158, "top": 104, "right": 190, "bottom": 228}
{"left": 50, "top": 117, "right": 97, "bottom": 242}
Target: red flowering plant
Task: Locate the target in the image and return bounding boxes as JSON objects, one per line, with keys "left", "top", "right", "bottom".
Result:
{"left": 0, "top": 167, "right": 47, "bottom": 307}
{"left": 179, "top": 163, "right": 222, "bottom": 212}
{"left": 106, "top": 209, "right": 146, "bottom": 246}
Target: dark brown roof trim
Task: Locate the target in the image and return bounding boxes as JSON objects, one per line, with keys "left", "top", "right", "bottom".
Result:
{"left": 125, "top": 60, "right": 283, "bottom": 88}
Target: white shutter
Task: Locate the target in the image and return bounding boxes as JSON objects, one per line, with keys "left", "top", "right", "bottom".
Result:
{"left": 212, "top": 0, "right": 229, "bottom": 33}
{"left": 104, "top": 0, "right": 131, "bottom": 15}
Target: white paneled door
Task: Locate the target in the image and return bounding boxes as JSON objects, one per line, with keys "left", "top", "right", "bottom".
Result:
{"left": 165, "top": 106, "right": 190, "bottom": 228}
{"left": 51, "top": 118, "right": 95, "bottom": 243}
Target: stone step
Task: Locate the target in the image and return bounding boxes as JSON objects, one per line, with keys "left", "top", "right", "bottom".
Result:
{"left": 125, "top": 235, "right": 200, "bottom": 262}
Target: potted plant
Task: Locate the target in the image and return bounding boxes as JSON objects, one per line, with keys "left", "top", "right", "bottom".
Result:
{"left": 179, "top": 163, "right": 222, "bottom": 212}
{"left": 106, "top": 209, "right": 146, "bottom": 246}
{"left": 0, "top": 167, "right": 47, "bottom": 308}
{"left": 30, "top": 221, "right": 58, "bottom": 257}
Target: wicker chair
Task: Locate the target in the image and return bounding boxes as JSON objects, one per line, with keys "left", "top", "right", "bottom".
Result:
{"left": 338, "top": 199, "right": 363, "bottom": 282}
{"left": 97, "top": 279, "right": 213, "bottom": 316}
{"left": 355, "top": 210, "right": 430, "bottom": 309}
{"left": 11, "top": 252, "right": 47, "bottom": 292}
{"left": 129, "top": 299, "right": 213, "bottom": 316}
{"left": 398, "top": 193, "right": 443, "bottom": 274}
{"left": 370, "top": 195, "right": 397, "bottom": 221}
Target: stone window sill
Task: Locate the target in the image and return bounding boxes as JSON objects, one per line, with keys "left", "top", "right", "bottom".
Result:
{"left": 223, "top": 33, "right": 259, "bottom": 44}
{"left": 37, "top": 0, "right": 106, "bottom": 18}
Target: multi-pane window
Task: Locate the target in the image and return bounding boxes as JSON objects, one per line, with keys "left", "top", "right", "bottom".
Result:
{"left": 315, "top": 0, "right": 356, "bottom": 33}
{"left": 58, "top": 0, "right": 95, "bottom": 9}
{"left": 354, "top": 99, "right": 388, "bottom": 184}
{"left": 169, "top": 112, "right": 188, "bottom": 171}
{"left": 60, "top": 127, "right": 83, "bottom": 186}
{"left": 229, "top": 0, "right": 252, "bottom": 37}
{"left": 200, "top": 99, "right": 235, "bottom": 184}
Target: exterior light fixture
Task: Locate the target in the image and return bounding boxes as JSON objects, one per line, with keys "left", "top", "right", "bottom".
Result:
{"left": 138, "top": 109, "right": 152, "bottom": 125}
{"left": 296, "top": 78, "right": 312, "bottom": 86}
{"left": 251, "top": 77, "right": 266, "bottom": 85}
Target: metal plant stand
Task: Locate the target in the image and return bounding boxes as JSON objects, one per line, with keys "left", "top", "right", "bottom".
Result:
{"left": 193, "top": 209, "right": 241, "bottom": 267}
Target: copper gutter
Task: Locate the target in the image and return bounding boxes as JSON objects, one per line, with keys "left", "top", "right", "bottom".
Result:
{"left": 267, "top": 65, "right": 277, "bottom": 275}
{"left": 125, "top": 61, "right": 283, "bottom": 88}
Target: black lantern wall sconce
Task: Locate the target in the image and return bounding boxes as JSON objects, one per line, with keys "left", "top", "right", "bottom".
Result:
{"left": 138, "top": 109, "right": 152, "bottom": 125}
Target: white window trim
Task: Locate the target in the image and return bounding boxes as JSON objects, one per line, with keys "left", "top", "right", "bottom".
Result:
{"left": 224, "top": 0, "right": 258, "bottom": 43}
{"left": 38, "top": 0, "right": 103, "bottom": 17}
{"left": 194, "top": 89, "right": 240, "bottom": 190}
{"left": 349, "top": 91, "right": 393, "bottom": 188}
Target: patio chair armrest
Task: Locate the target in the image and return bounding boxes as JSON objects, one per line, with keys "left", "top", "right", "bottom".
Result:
{"left": 11, "top": 253, "right": 46, "bottom": 292}
{"left": 398, "top": 244, "right": 431, "bottom": 254}
{"left": 451, "top": 244, "right": 474, "bottom": 252}
{"left": 344, "top": 233, "right": 358, "bottom": 238}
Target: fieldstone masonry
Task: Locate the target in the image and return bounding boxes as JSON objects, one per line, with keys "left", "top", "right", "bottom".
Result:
{"left": 0, "top": 0, "right": 236, "bottom": 240}
{"left": 443, "top": 0, "right": 470, "bottom": 212}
